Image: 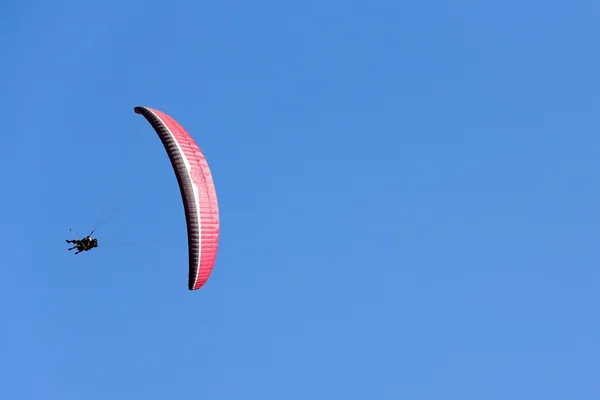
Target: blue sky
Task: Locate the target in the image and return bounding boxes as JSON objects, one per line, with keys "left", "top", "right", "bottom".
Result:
{"left": 2, "top": 0, "right": 599, "bottom": 398}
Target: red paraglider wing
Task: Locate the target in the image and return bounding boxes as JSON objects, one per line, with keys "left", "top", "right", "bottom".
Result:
{"left": 134, "top": 106, "right": 219, "bottom": 290}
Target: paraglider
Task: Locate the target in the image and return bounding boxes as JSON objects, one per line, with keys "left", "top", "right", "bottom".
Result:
{"left": 65, "top": 107, "right": 220, "bottom": 291}
{"left": 134, "top": 106, "right": 220, "bottom": 291}
{"left": 66, "top": 229, "right": 98, "bottom": 254}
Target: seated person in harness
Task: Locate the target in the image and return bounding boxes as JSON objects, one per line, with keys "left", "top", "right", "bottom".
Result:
{"left": 66, "top": 234, "right": 98, "bottom": 254}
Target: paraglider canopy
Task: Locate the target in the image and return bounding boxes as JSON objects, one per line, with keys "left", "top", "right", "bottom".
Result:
{"left": 135, "top": 106, "right": 220, "bottom": 291}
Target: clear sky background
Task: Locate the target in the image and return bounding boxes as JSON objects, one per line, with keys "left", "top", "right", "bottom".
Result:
{"left": 1, "top": 1, "right": 599, "bottom": 399}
